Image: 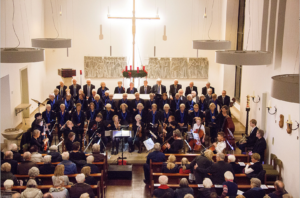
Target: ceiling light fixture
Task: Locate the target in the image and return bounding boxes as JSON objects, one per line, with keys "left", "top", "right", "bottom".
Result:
{"left": 271, "top": 74, "right": 299, "bottom": 103}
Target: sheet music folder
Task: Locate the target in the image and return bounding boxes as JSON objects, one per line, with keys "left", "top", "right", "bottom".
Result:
{"left": 112, "top": 130, "right": 132, "bottom": 138}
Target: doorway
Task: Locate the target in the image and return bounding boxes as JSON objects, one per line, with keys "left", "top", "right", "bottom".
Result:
{"left": 20, "top": 68, "right": 30, "bottom": 118}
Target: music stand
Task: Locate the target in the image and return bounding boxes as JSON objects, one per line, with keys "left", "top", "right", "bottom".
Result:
{"left": 31, "top": 98, "right": 45, "bottom": 113}
{"left": 113, "top": 129, "right": 131, "bottom": 165}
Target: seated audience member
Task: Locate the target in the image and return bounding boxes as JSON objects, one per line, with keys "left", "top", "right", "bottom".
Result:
{"left": 195, "top": 153, "right": 234, "bottom": 184}
{"left": 83, "top": 156, "right": 99, "bottom": 174}
{"left": 249, "top": 129, "right": 267, "bottom": 163}
{"left": 245, "top": 153, "right": 263, "bottom": 177}
{"left": 52, "top": 165, "right": 71, "bottom": 185}
{"left": 179, "top": 157, "right": 191, "bottom": 174}
{"left": 198, "top": 178, "right": 216, "bottom": 198}
{"left": 174, "top": 178, "right": 194, "bottom": 198}
{"left": 21, "top": 179, "right": 43, "bottom": 198}
{"left": 268, "top": 180, "right": 288, "bottom": 198}
{"left": 39, "top": 155, "right": 55, "bottom": 174}
{"left": 153, "top": 175, "right": 174, "bottom": 198}
{"left": 17, "top": 152, "right": 37, "bottom": 175}
{"left": 237, "top": 119, "right": 258, "bottom": 153}
{"left": 43, "top": 193, "right": 55, "bottom": 198}
{"left": 236, "top": 196, "right": 246, "bottom": 198}
{"left": 11, "top": 144, "right": 23, "bottom": 162}
{"left": 29, "top": 145, "right": 43, "bottom": 163}
{"left": 164, "top": 129, "right": 183, "bottom": 153}
{"left": 1, "top": 163, "right": 19, "bottom": 186}
{"left": 65, "top": 132, "right": 76, "bottom": 152}
{"left": 24, "top": 167, "right": 42, "bottom": 186}
{"left": 228, "top": 155, "right": 242, "bottom": 174}
{"left": 1, "top": 151, "right": 18, "bottom": 174}
{"left": 80, "top": 193, "right": 90, "bottom": 198}
{"left": 183, "top": 194, "right": 194, "bottom": 198}
{"left": 143, "top": 143, "right": 165, "bottom": 184}
{"left": 91, "top": 144, "right": 105, "bottom": 162}
{"left": 162, "top": 154, "right": 179, "bottom": 173}
{"left": 69, "top": 142, "right": 86, "bottom": 164}
{"left": 49, "top": 145, "right": 62, "bottom": 162}
{"left": 2, "top": 179, "right": 18, "bottom": 197}
{"left": 282, "top": 195, "right": 293, "bottom": 198}
{"left": 221, "top": 171, "right": 238, "bottom": 197}
{"left": 70, "top": 174, "right": 95, "bottom": 198}
{"left": 58, "top": 152, "right": 77, "bottom": 174}
{"left": 12, "top": 193, "right": 22, "bottom": 198}
{"left": 81, "top": 166, "right": 97, "bottom": 185}
{"left": 243, "top": 178, "right": 266, "bottom": 198}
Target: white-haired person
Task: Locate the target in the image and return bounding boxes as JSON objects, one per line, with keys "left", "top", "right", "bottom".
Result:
{"left": 23, "top": 167, "right": 42, "bottom": 186}
{"left": 205, "top": 103, "right": 219, "bottom": 143}
{"left": 132, "top": 92, "right": 144, "bottom": 113}
{"left": 87, "top": 89, "right": 97, "bottom": 104}
{"left": 17, "top": 152, "right": 37, "bottom": 175}
{"left": 83, "top": 156, "right": 99, "bottom": 173}
{"left": 102, "top": 103, "right": 114, "bottom": 122}
{"left": 161, "top": 103, "right": 173, "bottom": 125}
{"left": 80, "top": 193, "right": 90, "bottom": 198}
{"left": 21, "top": 179, "right": 43, "bottom": 198}
{"left": 145, "top": 93, "right": 157, "bottom": 111}
{"left": 126, "top": 82, "right": 138, "bottom": 94}
{"left": 49, "top": 175, "right": 70, "bottom": 198}
{"left": 2, "top": 151, "right": 18, "bottom": 174}
{"left": 58, "top": 152, "right": 77, "bottom": 174}
{"left": 12, "top": 192, "right": 21, "bottom": 198}
{"left": 109, "top": 115, "right": 121, "bottom": 155}
{"left": 72, "top": 103, "right": 86, "bottom": 141}
{"left": 143, "top": 143, "right": 166, "bottom": 184}
{"left": 47, "top": 93, "right": 59, "bottom": 112}
{"left": 42, "top": 104, "right": 56, "bottom": 135}
{"left": 70, "top": 174, "right": 95, "bottom": 198}
{"left": 134, "top": 102, "right": 147, "bottom": 123}
{"left": 10, "top": 144, "right": 22, "bottom": 162}
{"left": 127, "top": 114, "right": 145, "bottom": 153}
{"left": 186, "top": 94, "right": 195, "bottom": 112}
{"left": 153, "top": 175, "right": 174, "bottom": 198}
{"left": 162, "top": 154, "right": 179, "bottom": 173}
{"left": 169, "top": 79, "right": 182, "bottom": 99}
{"left": 117, "top": 93, "right": 131, "bottom": 112}
{"left": 178, "top": 89, "right": 187, "bottom": 103}
{"left": 49, "top": 145, "right": 62, "bottom": 162}
{"left": 146, "top": 104, "right": 162, "bottom": 142}
{"left": 191, "top": 90, "right": 199, "bottom": 103}
{"left": 91, "top": 144, "right": 105, "bottom": 162}
{"left": 221, "top": 171, "right": 238, "bottom": 197}
{"left": 170, "top": 93, "right": 183, "bottom": 112}
{"left": 1, "top": 179, "right": 18, "bottom": 197}
{"left": 97, "top": 82, "right": 109, "bottom": 100}
{"left": 56, "top": 81, "right": 67, "bottom": 99}
{"left": 152, "top": 78, "right": 167, "bottom": 102}
{"left": 118, "top": 103, "right": 131, "bottom": 125}
{"left": 244, "top": 153, "right": 263, "bottom": 178}
{"left": 29, "top": 145, "right": 43, "bottom": 163}
{"left": 104, "top": 93, "right": 116, "bottom": 112}
{"left": 174, "top": 178, "right": 194, "bottom": 198}
{"left": 81, "top": 166, "right": 97, "bottom": 185}
{"left": 53, "top": 88, "right": 62, "bottom": 102}
{"left": 175, "top": 103, "right": 189, "bottom": 131}
{"left": 83, "top": 79, "right": 95, "bottom": 99}
{"left": 243, "top": 178, "right": 265, "bottom": 198}
{"left": 87, "top": 113, "right": 107, "bottom": 153}
{"left": 184, "top": 194, "right": 194, "bottom": 198}
{"left": 198, "top": 178, "right": 216, "bottom": 198}
{"left": 228, "top": 155, "right": 242, "bottom": 174}
{"left": 114, "top": 81, "right": 125, "bottom": 94}
{"left": 202, "top": 82, "right": 215, "bottom": 95}
{"left": 1, "top": 163, "right": 19, "bottom": 186}
{"left": 158, "top": 93, "right": 170, "bottom": 111}
{"left": 93, "top": 94, "right": 103, "bottom": 113}
{"left": 39, "top": 155, "right": 55, "bottom": 174}
{"left": 205, "top": 88, "right": 213, "bottom": 102}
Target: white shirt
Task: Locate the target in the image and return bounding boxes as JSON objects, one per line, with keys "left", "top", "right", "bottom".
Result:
{"left": 192, "top": 124, "right": 205, "bottom": 134}
{"left": 216, "top": 141, "right": 226, "bottom": 153}
{"left": 158, "top": 85, "right": 161, "bottom": 94}
{"left": 193, "top": 97, "right": 197, "bottom": 103}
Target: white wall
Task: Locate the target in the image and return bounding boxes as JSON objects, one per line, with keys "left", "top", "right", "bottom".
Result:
{"left": 0, "top": 0, "right": 47, "bottom": 142}
{"left": 229, "top": 0, "right": 299, "bottom": 196}
{"left": 43, "top": 0, "right": 226, "bottom": 95}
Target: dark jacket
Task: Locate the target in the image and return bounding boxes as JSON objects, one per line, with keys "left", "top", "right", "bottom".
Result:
{"left": 196, "top": 161, "right": 234, "bottom": 184}
{"left": 69, "top": 84, "right": 81, "bottom": 100}
{"left": 153, "top": 186, "right": 174, "bottom": 198}
{"left": 175, "top": 110, "right": 189, "bottom": 125}
{"left": 222, "top": 181, "right": 238, "bottom": 197}
{"left": 230, "top": 162, "right": 242, "bottom": 174}
{"left": 188, "top": 155, "right": 213, "bottom": 184}
{"left": 139, "top": 85, "right": 151, "bottom": 94}
{"left": 126, "top": 87, "right": 138, "bottom": 94}
{"left": 205, "top": 109, "right": 219, "bottom": 127}
{"left": 72, "top": 110, "right": 86, "bottom": 127}
{"left": 145, "top": 100, "right": 157, "bottom": 111}
{"left": 158, "top": 99, "right": 170, "bottom": 111}
{"left": 198, "top": 188, "right": 216, "bottom": 198}
{"left": 1, "top": 159, "right": 18, "bottom": 175}
{"left": 17, "top": 161, "right": 37, "bottom": 175}
{"left": 117, "top": 99, "right": 131, "bottom": 111}
{"left": 56, "top": 85, "right": 67, "bottom": 98}
{"left": 169, "top": 84, "right": 182, "bottom": 98}
{"left": 252, "top": 138, "right": 267, "bottom": 163}
{"left": 70, "top": 151, "right": 86, "bottom": 162}
{"left": 1, "top": 171, "right": 19, "bottom": 186}
{"left": 84, "top": 176, "right": 97, "bottom": 185}
{"left": 151, "top": 84, "right": 167, "bottom": 95}
{"left": 131, "top": 98, "right": 145, "bottom": 110}
{"left": 114, "top": 86, "right": 125, "bottom": 94}
{"left": 97, "top": 87, "right": 109, "bottom": 100}
{"left": 39, "top": 164, "right": 55, "bottom": 174}
{"left": 83, "top": 164, "right": 100, "bottom": 174}
{"left": 49, "top": 151, "right": 62, "bottom": 162}
{"left": 70, "top": 183, "right": 95, "bottom": 198}
{"left": 185, "top": 86, "right": 198, "bottom": 96}
{"left": 170, "top": 99, "right": 183, "bottom": 112}
{"left": 202, "top": 86, "right": 215, "bottom": 95}
{"left": 83, "top": 84, "right": 96, "bottom": 99}
{"left": 56, "top": 110, "right": 69, "bottom": 126}
{"left": 217, "top": 95, "right": 230, "bottom": 108}
{"left": 118, "top": 110, "right": 131, "bottom": 125}
{"left": 162, "top": 163, "right": 179, "bottom": 173}
{"left": 243, "top": 187, "right": 266, "bottom": 198}
{"left": 12, "top": 151, "right": 23, "bottom": 162}
{"left": 247, "top": 127, "right": 258, "bottom": 147}
{"left": 146, "top": 151, "right": 165, "bottom": 164}
{"left": 174, "top": 186, "right": 194, "bottom": 198}
{"left": 92, "top": 152, "right": 106, "bottom": 162}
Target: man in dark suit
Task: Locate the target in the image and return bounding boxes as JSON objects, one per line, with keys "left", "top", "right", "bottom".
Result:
{"left": 127, "top": 82, "right": 138, "bottom": 94}
{"left": 69, "top": 78, "right": 81, "bottom": 101}
{"left": 97, "top": 82, "right": 109, "bottom": 101}
{"left": 202, "top": 82, "right": 215, "bottom": 95}
{"left": 217, "top": 90, "right": 230, "bottom": 108}
{"left": 194, "top": 152, "right": 234, "bottom": 184}
{"left": 151, "top": 78, "right": 167, "bottom": 102}
{"left": 205, "top": 88, "right": 213, "bottom": 102}
{"left": 83, "top": 79, "right": 95, "bottom": 99}
{"left": 169, "top": 79, "right": 182, "bottom": 99}
{"left": 56, "top": 81, "right": 67, "bottom": 99}
{"left": 114, "top": 81, "right": 125, "bottom": 94}
{"left": 237, "top": 119, "right": 258, "bottom": 153}
{"left": 139, "top": 80, "right": 151, "bottom": 94}
{"left": 185, "top": 82, "right": 198, "bottom": 96}
{"left": 250, "top": 129, "right": 267, "bottom": 163}
{"left": 178, "top": 89, "right": 187, "bottom": 103}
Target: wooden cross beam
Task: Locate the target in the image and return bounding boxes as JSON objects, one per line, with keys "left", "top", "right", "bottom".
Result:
{"left": 108, "top": 0, "right": 160, "bottom": 69}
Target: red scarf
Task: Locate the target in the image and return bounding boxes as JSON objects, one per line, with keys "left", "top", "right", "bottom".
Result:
{"left": 158, "top": 185, "right": 169, "bottom": 189}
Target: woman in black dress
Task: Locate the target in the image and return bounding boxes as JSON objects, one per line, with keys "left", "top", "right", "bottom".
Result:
{"left": 127, "top": 114, "right": 144, "bottom": 153}
{"left": 205, "top": 103, "right": 219, "bottom": 143}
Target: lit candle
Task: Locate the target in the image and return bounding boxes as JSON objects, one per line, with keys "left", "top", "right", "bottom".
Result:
{"left": 143, "top": 66, "right": 145, "bottom": 71}
{"left": 130, "top": 65, "right": 132, "bottom": 70}
{"left": 288, "top": 115, "right": 291, "bottom": 122}
{"left": 125, "top": 66, "right": 128, "bottom": 72}
{"left": 253, "top": 91, "right": 255, "bottom": 97}
{"left": 137, "top": 67, "right": 139, "bottom": 73}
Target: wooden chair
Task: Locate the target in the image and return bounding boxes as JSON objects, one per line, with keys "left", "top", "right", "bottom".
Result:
{"left": 263, "top": 153, "right": 277, "bottom": 170}
{"left": 265, "top": 158, "right": 283, "bottom": 184}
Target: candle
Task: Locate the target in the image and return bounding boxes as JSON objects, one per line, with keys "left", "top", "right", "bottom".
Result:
{"left": 137, "top": 67, "right": 139, "bottom": 73}
{"left": 143, "top": 66, "right": 145, "bottom": 71}
{"left": 288, "top": 115, "right": 291, "bottom": 122}
{"left": 80, "top": 70, "right": 82, "bottom": 75}
{"left": 125, "top": 66, "right": 128, "bottom": 72}
{"left": 268, "top": 100, "right": 271, "bottom": 108}
{"left": 130, "top": 65, "right": 132, "bottom": 70}
{"left": 253, "top": 91, "right": 255, "bottom": 97}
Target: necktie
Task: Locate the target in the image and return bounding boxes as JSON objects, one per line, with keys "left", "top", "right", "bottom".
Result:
{"left": 88, "top": 86, "right": 90, "bottom": 97}
{"left": 145, "top": 87, "right": 147, "bottom": 94}
{"left": 60, "top": 87, "right": 63, "bottom": 96}
{"left": 158, "top": 86, "right": 160, "bottom": 94}
{"left": 222, "top": 97, "right": 225, "bottom": 104}
{"left": 73, "top": 86, "right": 77, "bottom": 97}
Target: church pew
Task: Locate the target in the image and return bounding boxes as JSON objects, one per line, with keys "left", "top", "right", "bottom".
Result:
{"left": 150, "top": 180, "right": 275, "bottom": 196}
{"left": 1, "top": 182, "right": 103, "bottom": 198}
{"left": 164, "top": 153, "right": 249, "bottom": 162}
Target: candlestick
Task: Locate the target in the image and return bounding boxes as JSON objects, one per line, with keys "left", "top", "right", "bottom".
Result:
{"left": 246, "top": 95, "right": 250, "bottom": 108}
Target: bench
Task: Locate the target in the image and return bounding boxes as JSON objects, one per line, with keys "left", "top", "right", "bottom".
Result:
{"left": 14, "top": 171, "right": 105, "bottom": 198}
{"left": 164, "top": 154, "right": 249, "bottom": 162}
{"left": 1, "top": 182, "right": 102, "bottom": 198}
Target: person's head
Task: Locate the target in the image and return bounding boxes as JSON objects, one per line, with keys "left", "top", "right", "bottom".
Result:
{"left": 35, "top": 113, "right": 42, "bottom": 120}
{"left": 60, "top": 104, "right": 65, "bottom": 111}
{"left": 187, "top": 94, "right": 192, "bottom": 101}
{"left": 36, "top": 119, "right": 43, "bottom": 126}
{"left": 144, "top": 80, "right": 148, "bottom": 86}
{"left": 43, "top": 193, "right": 54, "bottom": 198}
{"left": 4, "top": 179, "right": 14, "bottom": 190}
{"left": 72, "top": 78, "right": 77, "bottom": 85}
{"left": 167, "top": 154, "right": 176, "bottom": 163}
{"left": 157, "top": 78, "right": 162, "bottom": 85}
{"left": 105, "top": 90, "right": 109, "bottom": 97}
{"left": 181, "top": 157, "right": 190, "bottom": 171}
{"left": 54, "top": 89, "right": 59, "bottom": 95}
{"left": 183, "top": 195, "right": 193, "bottom": 198}
{"left": 257, "top": 129, "right": 264, "bottom": 139}
{"left": 228, "top": 155, "right": 236, "bottom": 163}
{"left": 72, "top": 141, "right": 81, "bottom": 151}
{"left": 81, "top": 166, "right": 91, "bottom": 177}
{"left": 135, "top": 114, "right": 141, "bottom": 122}
{"left": 105, "top": 103, "right": 112, "bottom": 111}
{"left": 179, "top": 178, "right": 189, "bottom": 188}
{"left": 101, "top": 82, "right": 106, "bottom": 88}
{"left": 54, "top": 165, "right": 65, "bottom": 176}
{"left": 96, "top": 113, "right": 103, "bottom": 122}
{"left": 152, "top": 104, "right": 157, "bottom": 111}
{"left": 26, "top": 179, "right": 38, "bottom": 188}
{"left": 10, "top": 144, "right": 18, "bottom": 152}
{"left": 206, "top": 82, "right": 210, "bottom": 88}
{"left": 216, "top": 152, "right": 225, "bottom": 162}
{"left": 274, "top": 180, "right": 285, "bottom": 193}
{"left": 224, "top": 171, "right": 234, "bottom": 181}
{"left": 29, "top": 145, "right": 38, "bottom": 153}
{"left": 150, "top": 93, "right": 155, "bottom": 100}
{"left": 200, "top": 94, "right": 205, "bottom": 102}
{"left": 43, "top": 155, "right": 52, "bottom": 164}
{"left": 122, "top": 93, "right": 128, "bottom": 100}
{"left": 80, "top": 193, "right": 90, "bottom": 198}
{"left": 90, "top": 102, "right": 95, "bottom": 110}
{"left": 49, "top": 145, "right": 58, "bottom": 152}
{"left": 180, "top": 103, "right": 185, "bottom": 111}
{"left": 130, "top": 82, "right": 134, "bottom": 88}
{"left": 120, "top": 103, "right": 128, "bottom": 111}
{"left": 250, "top": 119, "right": 257, "bottom": 128}
{"left": 65, "top": 94, "right": 71, "bottom": 101}
{"left": 251, "top": 153, "right": 261, "bottom": 163}
{"left": 178, "top": 89, "right": 184, "bottom": 96}
{"left": 134, "top": 92, "right": 140, "bottom": 100}
{"left": 86, "top": 79, "right": 91, "bottom": 86}
{"left": 168, "top": 115, "right": 175, "bottom": 123}
{"left": 66, "top": 120, "right": 74, "bottom": 128}
{"left": 173, "top": 129, "right": 182, "bottom": 139}
{"left": 222, "top": 90, "right": 226, "bottom": 97}
{"left": 217, "top": 132, "right": 225, "bottom": 142}
{"left": 163, "top": 104, "right": 170, "bottom": 112}
{"left": 94, "top": 94, "right": 100, "bottom": 101}
{"left": 4, "top": 151, "right": 13, "bottom": 160}
{"left": 174, "top": 79, "right": 178, "bottom": 85}
{"left": 221, "top": 105, "right": 229, "bottom": 115}
{"left": 158, "top": 175, "right": 168, "bottom": 185}
{"left": 46, "top": 104, "right": 51, "bottom": 111}
{"left": 109, "top": 93, "right": 114, "bottom": 100}
{"left": 162, "top": 93, "right": 168, "bottom": 100}
{"left": 189, "top": 82, "right": 194, "bottom": 87}
{"left": 23, "top": 152, "right": 31, "bottom": 161}
{"left": 191, "top": 91, "right": 196, "bottom": 98}
{"left": 12, "top": 193, "right": 21, "bottom": 198}
{"left": 62, "top": 152, "right": 70, "bottom": 161}
{"left": 209, "top": 103, "right": 216, "bottom": 111}
{"left": 112, "top": 115, "right": 119, "bottom": 122}
{"left": 250, "top": 178, "right": 261, "bottom": 188}
{"left": 203, "top": 178, "right": 213, "bottom": 188}
{"left": 76, "top": 173, "right": 85, "bottom": 183}
{"left": 153, "top": 143, "right": 161, "bottom": 151}
{"left": 91, "top": 89, "right": 96, "bottom": 96}
{"left": 1, "top": 162, "right": 11, "bottom": 172}
{"left": 28, "top": 167, "right": 39, "bottom": 178}
{"left": 59, "top": 81, "right": 64, "bottom": 87}
{"left": 92, "top": 144, "right": 100, "bottom": 153}
{"left": 204, "top": 150, "right": 214, "bottom": 161}
{"left": 175, "top": 93, "right": 180, "bottom": 100}
{"left": 195, "top": 117, "right": 201, "bottom": 125}
{"left": 118, "top": 81, "right": 122, "bottom": 87}
{"left": 137, "top": 103, "right": 144, "bottom": 111}
{"left": 76, "top": 103, "right": 82, "bottom": 111}
{"left": 68, "top": 132, "right": 76, "bottom": 141}
{"left": 86, "top": 156, "right": 94, "bottom": 164}
{"left": 210, "top": 192, "right": 218, "bottom": 198}
{"left": 207, "top": 88, "right": 212, "bottom": 95}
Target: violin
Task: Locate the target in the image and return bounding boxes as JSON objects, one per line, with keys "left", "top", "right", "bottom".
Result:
{"left": 136, "top": 123, "right": 142, "bottom": 138}
{"left": 188, "top": 124, "right": 205, "bottom": 151}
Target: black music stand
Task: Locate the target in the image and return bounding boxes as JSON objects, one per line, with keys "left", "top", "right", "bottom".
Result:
{"left": 113, "top": 129, "right": 131, "bottom": 165}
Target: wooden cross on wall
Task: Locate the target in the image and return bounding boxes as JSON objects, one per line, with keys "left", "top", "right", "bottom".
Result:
{"left": 108, "top": 0, "right": 160, "bottom": 69}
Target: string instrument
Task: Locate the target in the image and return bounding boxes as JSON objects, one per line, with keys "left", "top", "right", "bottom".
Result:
{"left": 82, "top": 116, "right": 89, "bottom": 151}
{"left": 160, "top": 136, "right": 174, "bottom": 152}
{"left": 42, "top": 119, "right": 49, "bottom": 152}
{"left": 208, "top": 145, "right": 216, "bottom": 152}
{"left": 188, "top": 125, "right": 205, "bottom": 151}
{"left": 136, "top": 123, "right": 142, "bottom": 138}
{"left": 158, "top": 120, "right": 166, "bottom": 142}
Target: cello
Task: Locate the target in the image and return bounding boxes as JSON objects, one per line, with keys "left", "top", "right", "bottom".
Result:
{"left": 188, "top": 124, "right": 205, "bottom": 151}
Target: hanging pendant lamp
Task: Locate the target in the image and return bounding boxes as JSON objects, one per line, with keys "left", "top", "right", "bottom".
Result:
{"left": 215, "top": 50, "right": 272, "bottom": 65}
{"left": 1, "top": 48, "right": 44, "bottom": 63}
{"left": 271, "top": 74, "right": 299, "bottom": 103}
{"left": 193, "top": 40, "right": 231, "bottom": 50}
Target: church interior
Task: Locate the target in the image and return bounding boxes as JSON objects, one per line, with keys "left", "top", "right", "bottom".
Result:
{"left": 0, "top": 0, "right": 299, "bottom": 198}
